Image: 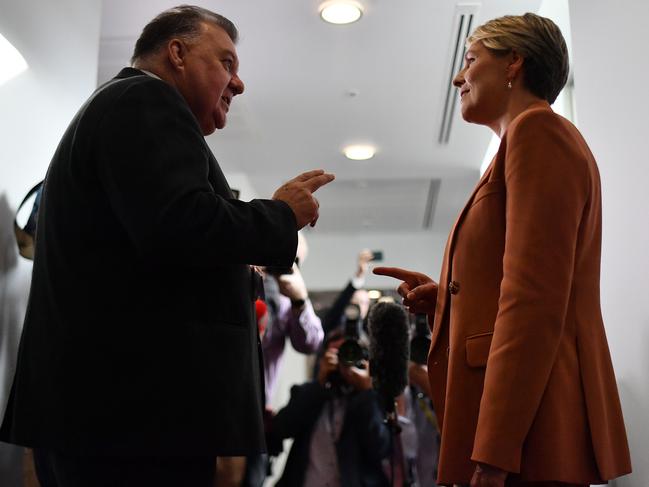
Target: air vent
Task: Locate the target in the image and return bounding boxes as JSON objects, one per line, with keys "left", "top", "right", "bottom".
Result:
{"left": 309, "top": 178, "right": 441, "bottom": 233}
{"left": 438, "top": 3, "right": 480, "bottom": 145}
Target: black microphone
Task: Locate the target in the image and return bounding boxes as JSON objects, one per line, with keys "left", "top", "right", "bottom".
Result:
{"left": 368, "top": 301, "right": 410, "bottom": 412}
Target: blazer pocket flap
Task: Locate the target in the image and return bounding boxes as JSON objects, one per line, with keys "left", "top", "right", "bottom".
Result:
{"left": 470, "top": 180, "right": 505, "bottom": 208}
{"left": 465, "top": 332, "right": 493, "bottom": 367}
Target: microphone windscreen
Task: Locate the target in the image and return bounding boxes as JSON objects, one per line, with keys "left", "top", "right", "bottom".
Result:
{"left": 368, "top": 301, "right": 410, "bottom": 407}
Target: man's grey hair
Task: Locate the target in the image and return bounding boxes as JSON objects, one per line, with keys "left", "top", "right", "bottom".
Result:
{"left": 131, "top": 5, "right": 238, "bottom": 64}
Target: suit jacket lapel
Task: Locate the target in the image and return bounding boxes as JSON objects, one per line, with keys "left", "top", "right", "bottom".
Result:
{"left": 430, "top": 162, "right": 495, "bottom": 351}
{"left": 208, "top": 153, "right": 234, "bottom": 198}
{"left": 198, "top": 138, "right": 234, "bottom": 199}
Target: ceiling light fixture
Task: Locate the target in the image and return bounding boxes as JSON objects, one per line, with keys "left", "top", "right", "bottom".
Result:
{"left": 319, "top": 0, "right": 363, "bottom": 25}
{"left": 343, "top": 144, "right": 376, "bottom": 160}
{"left": 0, "top": 33, "right": 28, "bottom": 86}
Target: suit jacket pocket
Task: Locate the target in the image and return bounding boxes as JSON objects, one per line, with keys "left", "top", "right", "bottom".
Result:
{"left": 465, "top": 332, "right": 493, "bottom": 367}
{"left": 469, "top": 180, "right": 505, "bottom": 209}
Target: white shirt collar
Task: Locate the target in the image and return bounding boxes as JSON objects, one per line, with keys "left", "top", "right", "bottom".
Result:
{"left": 137, "top": 68, "right": 162, "bottom": 81}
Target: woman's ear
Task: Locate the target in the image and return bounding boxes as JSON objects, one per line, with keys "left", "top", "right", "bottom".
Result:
{"left": 507, "top": 50, "right": 524, "bottom": 81}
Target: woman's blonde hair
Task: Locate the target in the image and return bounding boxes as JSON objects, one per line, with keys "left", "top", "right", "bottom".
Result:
{"left": 467, "top": 12, "right": 569, "bottom": 104}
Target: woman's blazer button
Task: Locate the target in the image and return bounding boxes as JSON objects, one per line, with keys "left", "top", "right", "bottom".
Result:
{"left": 448, "top": 280, "right": 460, "bottom": 295}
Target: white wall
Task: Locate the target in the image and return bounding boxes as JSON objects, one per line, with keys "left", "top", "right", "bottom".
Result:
{"left": 0, "top": 0, "right": 102, "bottom": 207}
{"left": 0, "top": 0, "right": 102, "bottom": 411}
{"left": 301, "top": 231, "right": 448, "bottom": 292}
{"left": 223, "top": 171, "right": 260, "bottom": 201}
{"left": 569, "top": 1, "right": 649, "bottom": 485}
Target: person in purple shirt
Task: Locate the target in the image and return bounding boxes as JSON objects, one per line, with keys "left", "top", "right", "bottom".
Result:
{"left": 261, "top": 232, "right": 324, "bottom": 403}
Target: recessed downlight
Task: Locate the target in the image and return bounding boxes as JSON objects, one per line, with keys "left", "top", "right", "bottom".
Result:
{"left": 319, "top": 1, "right": 363, "bottom": 25}
{"left": 344, "top": 144, "right": 376, "bottom": 160}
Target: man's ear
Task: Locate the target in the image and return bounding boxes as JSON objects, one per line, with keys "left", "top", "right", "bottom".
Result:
{"left": 507, "top": 50, "right": 524, "bottom": 80}
{"left": 167, "top": 38, "right": 188, "bottom": 71}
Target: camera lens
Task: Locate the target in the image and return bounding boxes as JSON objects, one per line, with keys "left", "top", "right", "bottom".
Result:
{"left": 337, "top": 339, "right": 367, "bottom": 367}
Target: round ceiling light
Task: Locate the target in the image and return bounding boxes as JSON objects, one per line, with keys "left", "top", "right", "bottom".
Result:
{"left": 343, "top": 144, "right": 376, "bottom": 160}
{"left": 320, "top": 1, "right": 363, "bottom": 25}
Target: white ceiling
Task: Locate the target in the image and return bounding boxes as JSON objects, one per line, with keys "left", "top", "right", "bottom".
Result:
{"left": 97, "top": 0, "right": 541, "bottom": 235}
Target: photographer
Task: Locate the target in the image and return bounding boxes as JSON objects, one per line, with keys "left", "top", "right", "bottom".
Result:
{"left": 322, "top": 249, "right": 375, "bottom": 335}
{"left": 267, "top": 328, "right": 391, "bottom": 487}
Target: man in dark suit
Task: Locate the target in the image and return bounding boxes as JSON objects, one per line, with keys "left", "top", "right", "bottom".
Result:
{"left": 0, "top": 6, "right": 334, "bottom": 487}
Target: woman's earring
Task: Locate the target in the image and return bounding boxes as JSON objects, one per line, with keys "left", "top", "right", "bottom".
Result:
{"left": 507, "top": 80, "right": 512, "bottom": 89}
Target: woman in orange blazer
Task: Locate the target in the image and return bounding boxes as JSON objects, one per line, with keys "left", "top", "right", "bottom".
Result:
{"left": 375, "top": 13, "right": 631, "bottom": 487}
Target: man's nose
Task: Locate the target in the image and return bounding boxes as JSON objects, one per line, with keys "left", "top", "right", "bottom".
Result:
{"left": 231, "top": 74, "right": 244, "bottom": 95}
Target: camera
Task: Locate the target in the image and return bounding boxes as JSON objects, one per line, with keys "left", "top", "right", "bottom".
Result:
{"left": 337, "top": 304, "right": 369, "bottom": 368}
{"left": 325, "top": 304, "right": 369, "bottom": 396}
{"left": 409, "top": 313, "right": 431, "bottom": 365}
{"left": 370, "top": 250, "right": 383, "bottom": 261}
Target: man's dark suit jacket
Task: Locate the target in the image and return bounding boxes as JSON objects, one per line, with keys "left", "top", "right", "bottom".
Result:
{"left": 0, "top": 68, "right": 297, "bottom": 456}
